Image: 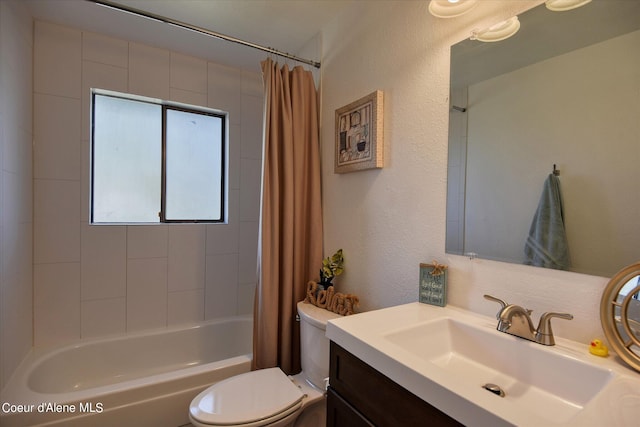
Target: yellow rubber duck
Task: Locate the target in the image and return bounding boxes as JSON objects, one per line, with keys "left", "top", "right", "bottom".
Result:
{"left": 589, "top": 339, "right": 609, "bottom": 357}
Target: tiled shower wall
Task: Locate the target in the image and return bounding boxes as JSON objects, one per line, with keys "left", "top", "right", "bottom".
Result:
{"left": 445, "top": 87, "right": 467, "bottom": 256}
{"left": 0, "top": 0, "right": 34, "bottom": 391}
{"left": 33, "top": 21, "right": 263, "bottom": 348}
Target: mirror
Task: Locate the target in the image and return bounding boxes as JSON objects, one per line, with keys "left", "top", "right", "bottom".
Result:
{"left": 601, "top": 262, "right": 640, "bottom": 372}
{"left": 446, "top": 0, "right": 640, "bottom": 277}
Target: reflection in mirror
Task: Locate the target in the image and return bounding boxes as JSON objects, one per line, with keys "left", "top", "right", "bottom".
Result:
{"left": 446, "top": 0, "right": 640, "bottom": 277}
{"left": 618, "top": 277, "right": 640, "bottom": 347}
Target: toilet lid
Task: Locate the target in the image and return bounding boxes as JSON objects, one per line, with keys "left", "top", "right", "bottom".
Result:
{"left": 190, "top": 368, "right": 305, "bottom": 426}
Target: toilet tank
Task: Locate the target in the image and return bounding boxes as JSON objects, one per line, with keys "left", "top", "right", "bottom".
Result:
{"left": 297, "top": 301, "right": 342, "bottom": 390}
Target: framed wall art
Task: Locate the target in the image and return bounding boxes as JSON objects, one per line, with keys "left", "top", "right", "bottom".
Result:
{"left": 335, "top": 90, "right": 383, "bottom": 174}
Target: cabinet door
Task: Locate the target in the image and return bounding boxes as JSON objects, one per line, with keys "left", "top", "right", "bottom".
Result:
{"left": 329, "top": 342, "right": 464, "bottom": 427}
{"left": 327, "top": 388, "right": 374, "bottom": 427}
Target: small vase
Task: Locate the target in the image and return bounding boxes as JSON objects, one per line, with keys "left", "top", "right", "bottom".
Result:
{"left": 317, "top": 281, "right": 332, "bottom": 292}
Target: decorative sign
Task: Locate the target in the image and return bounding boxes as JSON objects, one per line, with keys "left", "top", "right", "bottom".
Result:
{"left": 419, "top": 262, "right": 448, "bottom": 307}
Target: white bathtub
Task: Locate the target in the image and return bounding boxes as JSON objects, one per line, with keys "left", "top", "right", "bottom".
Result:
{"left": 0, "top": 316, "right": 252, "bottom": 426}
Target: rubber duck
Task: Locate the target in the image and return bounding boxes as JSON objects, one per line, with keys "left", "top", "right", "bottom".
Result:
{"left": 589, "top": 339, "right": 609, "bottom": 357}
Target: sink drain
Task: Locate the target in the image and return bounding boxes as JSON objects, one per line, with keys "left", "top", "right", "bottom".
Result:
{"left": 482, "top": 383, "right": 505, "bottom": 397}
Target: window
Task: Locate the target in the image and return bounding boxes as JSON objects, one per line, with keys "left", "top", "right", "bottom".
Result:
{"left": 90, "top": 90, "right": 226, "bottom": 224}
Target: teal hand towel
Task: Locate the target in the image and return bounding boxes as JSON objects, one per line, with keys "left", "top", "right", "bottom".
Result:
{"left": 524, "top": 174, "right": 570, "bottom": 270}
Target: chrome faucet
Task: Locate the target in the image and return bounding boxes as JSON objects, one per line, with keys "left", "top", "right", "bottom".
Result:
{"left": 484, "top": 294, "right": 573, "bottom": 346}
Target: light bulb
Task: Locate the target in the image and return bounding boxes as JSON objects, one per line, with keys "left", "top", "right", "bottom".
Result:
{"left": 470, "top": 16, "right": 520, "bottom": 42}
{"left": 428, "top": 0, "right": 477, "bottom": 18}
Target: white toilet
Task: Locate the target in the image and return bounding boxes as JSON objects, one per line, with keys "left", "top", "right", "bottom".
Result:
{"left": 189, "top": 301, "right": 341, "bottom": 427}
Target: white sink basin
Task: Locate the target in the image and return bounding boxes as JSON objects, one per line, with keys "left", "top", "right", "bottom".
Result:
{"left": 326, "top": 303, "right": 640, "bottom": 427}
{"left": 384, "top": 317, "right": 613, "bottom": 424}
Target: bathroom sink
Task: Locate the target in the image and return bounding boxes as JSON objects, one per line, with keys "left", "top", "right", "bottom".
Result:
{"left": 383, "top": 317, "right": 614, "bottom": 424}
{"left": 327, "top": 303, "right": 640, "bottom": 426}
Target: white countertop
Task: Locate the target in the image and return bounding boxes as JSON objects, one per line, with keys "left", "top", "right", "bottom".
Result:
{"left": 326, "top": 302, "right": 640, "bottom": 427}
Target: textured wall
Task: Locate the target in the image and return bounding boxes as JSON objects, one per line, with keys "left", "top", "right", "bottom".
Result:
{"left": 320, "top": 0, "right": 608, "bottom": 345}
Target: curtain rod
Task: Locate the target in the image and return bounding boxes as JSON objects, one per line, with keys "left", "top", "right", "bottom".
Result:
{"left": 86, "top": 0, "right": 321, "bottom": 69}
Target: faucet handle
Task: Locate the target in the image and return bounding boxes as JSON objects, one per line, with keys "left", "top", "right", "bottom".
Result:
{"left": 483, "top": 294, "right": 508, "bottom": 319}
{"left": 536, "top": 312, "right": 574, "bottom": 346}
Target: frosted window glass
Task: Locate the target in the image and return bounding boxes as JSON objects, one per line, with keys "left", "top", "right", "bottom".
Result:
{"left": 165, "top": 109, "right": 223, "bottom": 221}
{"left": 92, "top": 95, "right": 162, "bottom": 222}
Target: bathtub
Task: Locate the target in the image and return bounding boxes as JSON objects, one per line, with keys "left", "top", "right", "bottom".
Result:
{"left": 0, "top": 316, "right": 252, "bottom": 426}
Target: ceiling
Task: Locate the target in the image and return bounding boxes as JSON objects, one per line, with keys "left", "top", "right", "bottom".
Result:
{"left": 25, "top": 0, "right": 354, "bottom": 72}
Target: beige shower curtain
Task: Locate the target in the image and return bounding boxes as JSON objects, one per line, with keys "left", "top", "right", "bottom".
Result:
{"left": 252, "top": 59, "right": 323, "bottom": 374}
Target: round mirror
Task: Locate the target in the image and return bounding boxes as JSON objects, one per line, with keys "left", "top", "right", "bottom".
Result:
{"left": 600, "top": 262, "right": 640, "bottom": 371}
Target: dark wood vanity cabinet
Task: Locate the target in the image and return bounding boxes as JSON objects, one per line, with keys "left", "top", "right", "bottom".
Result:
{"left": 327, "top": 342, "right": 463, "bottom": 427}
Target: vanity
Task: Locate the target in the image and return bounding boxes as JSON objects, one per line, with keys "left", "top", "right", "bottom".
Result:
{"left": 327, "top": 341, "right": 462, "bottom": 427}
{"left": 326, "top": 302, "right": 640, "bottom": 427}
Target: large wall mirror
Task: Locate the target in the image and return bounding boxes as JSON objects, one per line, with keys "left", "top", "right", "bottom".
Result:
{"left": 446, "top": 0, "right": 640, "bottom": 278}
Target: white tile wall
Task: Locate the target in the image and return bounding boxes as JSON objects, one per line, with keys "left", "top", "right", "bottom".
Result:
{"left": 170, "top": 52, "right": 207, "bottom": 93}
{"left": 207, "top": 189, "right": 240, "bottom": 255}
{"left": 31, "top": 20, "right": 263, "bottom": 347}
{"left": 81, "top": 224, "right": 127, "bottom": 300}
{"left": 168, "top": 289, "right": 205, "bottom": 325}
{"left": 34, "top": 262, "right": 81, "bottom": 347}
{"left": 170, "top": 87, "right": 208, "bottom": 108}
{"left": 127, "top": 226, "right": 169, "bottom": 259}
{"left": 240, "top": 94, "right": 264, "bottom": 160}
{"left": 82, "top": 31, "right": 128, "bottom": 68}
{"left": 33, "top": 93, "right": 81, "bottom": 180}
{"left": 0, "top": 0, "right": 34, "bottom": 390}
{"left": 168, "top": 225, "right": 206, "bottom": 292}
{"left": 129, "top": 42, "right": 170, "bottom": 99}
{"left": 34, "top": 22, "right": 81, "bottom": 98}
{"left": 239, "top": 221, "right": 260, "bottom": 285}
{"left": 81, "top": 297, "right": 126, "bottom": 338}
{"left": 239, "top": 158, "right": 262, "bottom": 222}
{"left": 126, "top": 258, "right": 168, "bottom": 331}
{"left": 208, "top": 63, "right": 242, "bottom": 124}
{"left": 228, "top": 123, "right": 242, "bottom": 190}
{"left": 205, "top": 253, "right": 239, "bottom": 318}
{"left": 33, "top": 179, "right": 81, "bottom": 264}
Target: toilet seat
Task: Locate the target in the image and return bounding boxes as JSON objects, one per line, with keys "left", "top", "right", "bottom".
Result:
{"left": 190, "top": 368, "right": 305, "bottom": 426}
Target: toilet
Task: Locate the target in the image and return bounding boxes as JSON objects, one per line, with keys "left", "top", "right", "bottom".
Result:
{"left": 189, "top": 301, "right": 342, "bottom": 427}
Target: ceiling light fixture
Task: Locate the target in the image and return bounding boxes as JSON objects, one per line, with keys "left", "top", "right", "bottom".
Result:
{"left": 470, "top": 16, "right": 520, "bottom": 42}
{"left": 428, "top": 0, "right": 478, "bottom": 18}
{"left": 545, "top": 0, "right": 592, "bottom": 12}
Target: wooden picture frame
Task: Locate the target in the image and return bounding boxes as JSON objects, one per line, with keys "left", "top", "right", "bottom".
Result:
{"left": 335, "top": 90, "right": 383, "bottom": 173}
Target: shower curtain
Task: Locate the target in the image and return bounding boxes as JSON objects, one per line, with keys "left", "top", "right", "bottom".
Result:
{"left": 252, "top": 58, "right": 323, "bottom": 374}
